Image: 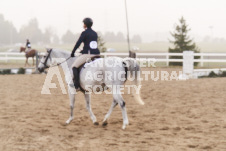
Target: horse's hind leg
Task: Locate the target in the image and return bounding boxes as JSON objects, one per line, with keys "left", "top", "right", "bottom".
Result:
{"left": 66, "top": 89, "right": 75, "bottom": 124}
{"left": 102, "top": 99, "right": 118, "bottom": 126}
{"left": 84, "top": 93, "right": 98, "bottom": 125}
{"left": 113, "top": 89, "right": 129, "bottom": 129}
{"left": 32, "top": 57, "right": 34, "bottom": 66}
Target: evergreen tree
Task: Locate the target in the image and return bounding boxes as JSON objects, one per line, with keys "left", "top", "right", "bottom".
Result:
{"left": 104, "top": 32, "right": 116, "bottom": 42}
{"left": 19, "top": 18, "right": 43, "bottom": 43}
{"left": 52, "top": 34, "right": 60, "bottom": 44}
{"left": 169, "top": 17, "right": 200, "bottom": 66}
{"left": 116, "top": 32, "right": 126, "bottom": 43}
{"left": 61, "top": 30, "right": 75, "bottom": 44}
{"left": 97, "top": 34, "right": 106, "bottom": 53}
{"left": 131, "top": 34, "right": 142, "bottom": 43}
{"left": 42, "top": 27, "right": 53, "bottom": 44}
{"left": 0, "top": 14, "right": 18, "bottom": 44}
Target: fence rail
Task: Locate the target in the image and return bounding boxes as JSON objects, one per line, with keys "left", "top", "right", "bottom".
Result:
{"left": 1, "top": 52, "right": 226, "bottom": 66}
{"left": 102, "top": 52, "right": 226, "bottom": 66}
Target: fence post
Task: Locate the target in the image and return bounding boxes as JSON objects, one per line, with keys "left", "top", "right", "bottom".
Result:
{"left": 34, "top": 52, "right": 39, "bottom": 73}
{"left": 200, "top": 54, "right": 204, "bottom": 67}
{"left": 5, "top": 53, "right": 8, "bottom": 63}
{"left": 166, "top": 54, "right": 169, "bottom": 66}
{"left": 183, "top": 51, "right": 194, "bottom": 78}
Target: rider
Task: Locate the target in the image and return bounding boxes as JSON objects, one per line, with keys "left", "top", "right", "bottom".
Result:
{"left": 70, "top": 17, "right": 100, "bottom": 90}
{"left": 25, "top": 39, "right": 31, "bottom": 53}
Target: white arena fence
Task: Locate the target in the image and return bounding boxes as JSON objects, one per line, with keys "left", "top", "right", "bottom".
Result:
{"left": 0, "top": 51, "right": 226, "bottom": 77}
{"left": 1, "top": 52, "right": 226, "bottom": 65}
{"left": 0, "top": 52, "right": 45, "bottom": 63}
{"left": 103, "top": 52, "right": 226, "bottom": 67}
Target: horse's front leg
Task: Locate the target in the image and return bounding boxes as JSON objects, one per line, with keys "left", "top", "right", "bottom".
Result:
{"left": 32, "top": 57, "right": 34, "bottom": 66}
{"left": 84, "top": 93, "right": 98, "bottom": 125}
{"left": 24, "top": 58, "right": 28, "bottom": 67}
{"left": 66, "top": 88, "right": 75, "bottom": 124}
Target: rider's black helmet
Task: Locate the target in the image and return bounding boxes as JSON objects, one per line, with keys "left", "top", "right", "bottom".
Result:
{"left": 83, "top": 18, "right": 93, "bottom": 28}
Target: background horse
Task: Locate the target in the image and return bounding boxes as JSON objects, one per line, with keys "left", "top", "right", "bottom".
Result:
{"left": 38, "top": 48, "right": 144, "bottom": 129}
{"left": 20, "top": 47, "right": 37, "bottom": 66}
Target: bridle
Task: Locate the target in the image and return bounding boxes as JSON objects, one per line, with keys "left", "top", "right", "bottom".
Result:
{"left": 40, "top": 49, "right": 71, "bottom": 69}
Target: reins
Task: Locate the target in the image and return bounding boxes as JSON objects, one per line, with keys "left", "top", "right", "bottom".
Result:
{"left": 51, "top": 56, "right": 71, "bottom": 67}
{"left": 41, "top": 49, "right": 71, "bottom": 68}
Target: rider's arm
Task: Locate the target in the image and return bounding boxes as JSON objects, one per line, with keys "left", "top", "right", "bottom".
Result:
{"left": 71, "top": 32, "right": 85, "bottom": 55}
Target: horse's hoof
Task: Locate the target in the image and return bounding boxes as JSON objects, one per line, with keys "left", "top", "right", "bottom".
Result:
{"left": 102, "top": 121, "right": 108, "bottom": 127}
{"left": 122, "top": 125, "right": 126, "bottom": 130}
{"left": 61, "top": 122, "right": 68, "bottom": 126}
{"left": 94, "top": 122, "right": 99, "bottom": 125}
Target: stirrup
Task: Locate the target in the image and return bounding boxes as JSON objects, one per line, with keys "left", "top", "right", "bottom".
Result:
{"left": 75, "top": 87, "right": 81, "bottom": 91}
{"left": 69, "top": 83, "right": 81, "bottom": 91}
{"left": 73, "top": 81, "right": 81, "bottom": 90}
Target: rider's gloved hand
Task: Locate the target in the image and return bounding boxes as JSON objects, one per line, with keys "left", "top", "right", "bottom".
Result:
{"left": 71, "top": 53, "right": 75, "bottom": 57}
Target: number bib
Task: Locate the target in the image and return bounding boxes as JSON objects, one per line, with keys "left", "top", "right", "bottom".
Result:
{"left": 89, "top": 41, "right": 97, "bottom": 49}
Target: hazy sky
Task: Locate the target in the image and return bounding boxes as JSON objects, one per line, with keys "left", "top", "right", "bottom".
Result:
{"left": 0, "top": 0, "right": 225, "bottom": 42}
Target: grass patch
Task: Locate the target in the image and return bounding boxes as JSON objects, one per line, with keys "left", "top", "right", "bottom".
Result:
{"left": 200, "top": 71, "right": 226, "bottom": 78}
{"left": 0, "top": 69, "right": 11, "bottom": 75}
{"left": 17, "top": 68, "right": 25, "bottom": 74}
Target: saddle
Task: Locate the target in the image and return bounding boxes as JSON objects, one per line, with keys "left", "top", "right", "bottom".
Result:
{"left": 78, "top": 55, "right": 101, "bottom": 71}
{"left": 73, "top": 56, "right": 128, "bottom": 92}
{"left": 74, "top": 55, "right": 101, "bottom": 91}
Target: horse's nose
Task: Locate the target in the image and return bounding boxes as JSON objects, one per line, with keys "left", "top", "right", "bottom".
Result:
{"left": 38, "top": 67, "right": 43, "bottom": 73}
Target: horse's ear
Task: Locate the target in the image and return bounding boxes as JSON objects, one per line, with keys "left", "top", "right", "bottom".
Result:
{"left": 46, "top": 48, "right": 52, "bottom": 52}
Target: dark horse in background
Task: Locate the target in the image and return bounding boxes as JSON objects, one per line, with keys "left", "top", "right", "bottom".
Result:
{"left": 20, "top": 47, "right": 37, "bottom": 66}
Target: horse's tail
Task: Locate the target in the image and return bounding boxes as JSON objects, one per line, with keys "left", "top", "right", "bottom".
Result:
{"left": 123, "top": 58, "right": 144, "bottom": 105}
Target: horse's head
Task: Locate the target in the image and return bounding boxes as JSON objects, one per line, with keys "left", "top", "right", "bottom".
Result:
{"left": 20, "top": 47, "right": 25, "bottom": 53}
{"left": 38, "top": 48, "right": 53, "bottom": 73}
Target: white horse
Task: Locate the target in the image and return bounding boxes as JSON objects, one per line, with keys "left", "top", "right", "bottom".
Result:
{"left": 38, "top": 48, "right": 144, "bottom": 129}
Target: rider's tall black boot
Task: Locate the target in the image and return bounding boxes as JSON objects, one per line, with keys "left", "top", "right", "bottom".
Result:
{"left": 72, "top": 67, "right": 80, "bottom": 89}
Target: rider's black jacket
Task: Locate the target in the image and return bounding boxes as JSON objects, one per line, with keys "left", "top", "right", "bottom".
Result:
{"left": 72, "top": 28, "right": 100, "bottom": 55}
{"left": 26, "top": 41, "right": 31, "bottom": 48}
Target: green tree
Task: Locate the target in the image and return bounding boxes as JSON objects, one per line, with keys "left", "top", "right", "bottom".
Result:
{"left": 104, "top": 32, "right": 116, "bottom": 42}
{"left": 52, "top": 34, "right": 60, "bottom": 44}
{"left": 61, "top": 30, "right": 76, "bottom": 44}
{"left": 19, "top": 18, "right": 43, "bottom": 43}
{"left": 42, "top": 27, "right": 53, "bottom": 44}
{"left": 97, "top": 33, "right": 106, "bottom": 53}
{"left": 169, "top": 17, "right": 200, "bottom": 66}
{"left": 131, "top": 34, "right": 142, "bottom": 43}
{"left": 116, "top": 32, "right": 126, "bottom": 43}
{"left": 0, "top": 14, "right": 18, "bottom": 44}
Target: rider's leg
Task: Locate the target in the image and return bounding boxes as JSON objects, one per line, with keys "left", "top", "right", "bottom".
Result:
{"left": 25, "top": 48, "right": 30, "bottom": 54}
{"left": 72, "top": 54, "right": 96, "bottom": 90}
{"left": 72, "top": 67, "right": 80, "bottom": 89}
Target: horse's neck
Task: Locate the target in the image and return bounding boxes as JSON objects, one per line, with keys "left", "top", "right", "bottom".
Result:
{"left": 21, "top": 47, "right": 25, "bottom": 52}
{"left": 51, "top": 50, "right": 69, "bottom": 60}
{"left": 51, "top": 50, "right": 74, "bottom": 73}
